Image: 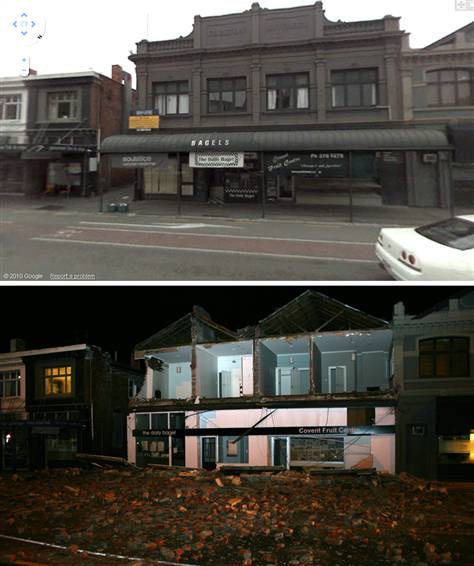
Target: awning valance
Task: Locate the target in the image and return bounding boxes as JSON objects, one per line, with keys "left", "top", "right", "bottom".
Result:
{"left": 101, "top": 128, "right": 451, "bottom": 154}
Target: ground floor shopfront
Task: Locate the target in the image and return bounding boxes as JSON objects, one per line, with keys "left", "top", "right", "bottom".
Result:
{"left": 128, "top": 407, "right": 396, "bottom": 473}
{"left": 102, "top": 128, "right": 454, "bottom": 210}
{"left": 0, "top": 145, "right": 97, "bottom": 196}
{"left": 0, "top": 420, "right": 86, "bottom": 470}
{"left": 396, "top": 395, "right": 474, "bottom": 481}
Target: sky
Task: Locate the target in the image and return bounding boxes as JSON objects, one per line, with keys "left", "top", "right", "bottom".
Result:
{"left": 0, "top": 285, "right": 465, "bottom": 362}
{"left": 1, "top": 0, "right": 473, "bottom": 82}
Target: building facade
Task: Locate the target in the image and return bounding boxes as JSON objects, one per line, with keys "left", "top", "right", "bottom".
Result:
{"left": 0, "top": 341, "right": 143, "bottom": 470}
{"left": 0, "top": 65, "right": 134, "bottom": 196}
{"left": 101, "top": 2, "right": 473, "bottom": 210}
{"left": 401, "top": 22, "right": 474, "bottom": 207}
{"left": 128, "top": 294, "right": 396, "bottom": 473}
{"left": 394, "top": 290, "right": 474, "bottom": 481}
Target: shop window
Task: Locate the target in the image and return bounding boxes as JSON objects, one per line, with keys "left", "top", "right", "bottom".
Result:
{"left": 208, "top": 77, "right": 247, "bottom": 113}
{"left": 0, "top": 95, "right": 22, "bottom": 120}
{"left": 267, "top": 73, "right": 309, "bottom": 111}
{"left": 426, "top": 69, "right": 473, "bottom": 107}
{"left": 290, "top": 437, "right": 344, "bottom": 464}
{"left": 0, "top": 371, "right": 21, "bottom": 398}
{"left": 153, "top": 82, "right": 189, "bottom": 116}
{"left": 44, "top": 366, "right": 72, "bottom": 396}
{"left": 439, "top": 431, "right": 474, "bottom": 464}
{"left": 47, "top": 92, "right": 78, "bottom": 120}
{"left": 419, "top": 337, "right": 470, "bottom": 378}
{"left": 331, "top": 68, "right": 378, "bottom": 108}
{"left": 219, "top": 436, "right": 248, "bottom": 463}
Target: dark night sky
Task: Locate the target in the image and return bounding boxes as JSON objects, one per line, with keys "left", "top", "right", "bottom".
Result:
{"left": 1, "top": 286, "right": 468, "bottom": 362}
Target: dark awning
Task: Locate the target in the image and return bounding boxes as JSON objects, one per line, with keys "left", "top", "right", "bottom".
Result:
{"left": 101, "top": 128, "right": 451, "bottom": 154}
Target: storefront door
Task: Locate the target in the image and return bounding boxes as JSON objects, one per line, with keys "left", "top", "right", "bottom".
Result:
{"left": 278, "top": 176, "right": 295, "bottom": 201}
{"left": 273, "top": 438, "right": 289, "bottom": 468}
{"left": 201, "top": 437, "right": 217, "bottom": 470}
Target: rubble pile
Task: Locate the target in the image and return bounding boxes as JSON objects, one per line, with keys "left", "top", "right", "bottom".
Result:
{"left": 0, "top": 468, "right": 473, "bottom": 565}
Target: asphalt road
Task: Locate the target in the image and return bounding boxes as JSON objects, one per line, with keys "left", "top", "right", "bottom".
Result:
{"left": 0, "top": 205, "right": 392, "bottom": 282}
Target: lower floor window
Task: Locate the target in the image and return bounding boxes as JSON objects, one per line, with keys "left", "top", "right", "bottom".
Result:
{"left": 291, "top": 437, "right": 344, "bottom": 464}
{"left": 439, "top": 432, "right": 474, "bottom": 464}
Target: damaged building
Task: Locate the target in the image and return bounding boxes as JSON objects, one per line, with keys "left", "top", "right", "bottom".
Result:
{"left": 128, "top": 292, "right": 396, "bottom": 473}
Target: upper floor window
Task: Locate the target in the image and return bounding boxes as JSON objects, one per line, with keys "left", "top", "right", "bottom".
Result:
{"left": 0, "top": 371, "right": 20, "bottom": 398}
{"left": 427, "top": 69, "right": 473, "bottom": 107}
{"left": 267, "top": 73, "right": 309, "bottom": 111}
{"left": 47, "top": 92, "right": 78, "bottom": 120}
{"left": 331, "top": 68, "right": 378, "bottom": 108}
{"left": 208, "top": 77, "right": 247, "bottom": 113}
{"left": 153, "top": 81, "right": 189, "bottom": 116}
{"left": 419, "top": 337, "right": 470, "bottom": 378}
{"left": 0, "top": 95, "right": 22, "bottom": 120}
{"left": 44, "top": 366, "right": 72, "bottom": 396}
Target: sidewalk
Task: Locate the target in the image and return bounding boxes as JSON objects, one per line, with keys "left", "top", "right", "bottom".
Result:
{"left": 2, "top": 185, "right": 473, "bottom": 227}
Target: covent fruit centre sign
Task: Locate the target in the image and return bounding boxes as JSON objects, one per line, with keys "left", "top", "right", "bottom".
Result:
{"left": 266, "top": 152, "right": 349, "bottom": 177}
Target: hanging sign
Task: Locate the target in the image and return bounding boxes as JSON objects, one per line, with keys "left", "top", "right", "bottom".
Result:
{"left": 190, "top": 152, "right": 244, "bottom": 168}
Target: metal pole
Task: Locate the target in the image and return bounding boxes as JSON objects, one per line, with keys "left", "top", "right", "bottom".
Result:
{"left": 448, "top": 151, "right": 455, "bottom": 218}
{"left": 349, "top": 152, "right": 353, "bottom": 223}
{"left": 261, "top": 152, "right": 266, "bottom": 219}
{"left": 177, "top": 153, "right": 182, "bottom": 217}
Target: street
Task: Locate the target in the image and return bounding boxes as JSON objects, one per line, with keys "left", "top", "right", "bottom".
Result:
{"left": 0, "top": 204, "right": 391, "bottom": 282}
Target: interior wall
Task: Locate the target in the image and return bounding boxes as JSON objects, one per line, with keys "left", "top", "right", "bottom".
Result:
{"left": 197, "top": 348, "right": 218, "bottom": 398}
{"left": 357, "top": 352, "right": 390, "bottom": 391}
{"left": 320, "top": 351, "right": 355, "bottom": 393}
{"left": 259, "top": 343, "right": 277, "bottom": 395}
{"left": 168, "top": 363, "right": 192, "bottom": 399}
{"left": 153, "top": 368, "right": 169, "bottom": 399}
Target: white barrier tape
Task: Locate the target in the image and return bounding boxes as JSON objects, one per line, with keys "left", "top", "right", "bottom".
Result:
{"left": 0, "top": 534, "right": 198, "bottom": 565}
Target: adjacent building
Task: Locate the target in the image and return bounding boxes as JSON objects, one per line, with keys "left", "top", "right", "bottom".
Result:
{"left": 102, "top": 2, "right": 474, "bottom": 210}
{"left": 394, "top": 290, "right": 474, "bottom": 481}
{"left": 128, "top": 294, "right": 396, "bottom": 473}
{"left": 0, "top": 341, "right": 143, "bottom": 470}
{"left": 0, "top": 65, "right": 134, "bottom": 195}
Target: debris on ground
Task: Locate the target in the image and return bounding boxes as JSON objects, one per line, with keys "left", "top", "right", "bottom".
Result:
{"left": 0, "top": 468, "right": 473, "bottom": 565}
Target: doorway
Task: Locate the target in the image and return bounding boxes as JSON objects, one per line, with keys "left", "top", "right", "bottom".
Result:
{"left": 201, "top": 437, "right": 217, "bottom": 470}
{"left": 278, "top": 176, "right": 295, "bottom": 201}
{"left": 273, "top": 437, "right": 289, "bottom": 468}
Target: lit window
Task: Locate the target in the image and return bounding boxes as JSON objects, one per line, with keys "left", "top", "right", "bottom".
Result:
{"left": 0, "top": 371, "right": 21, "bottom": 397}
{"left": 44, "top": 365, "right": 72, "bottom": 396}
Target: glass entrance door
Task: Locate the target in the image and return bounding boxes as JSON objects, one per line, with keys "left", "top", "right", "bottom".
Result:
{"left": 201, "top": 437, "right": 217, "bottom": 470}
{"left": 273, "top": 438, "right": 289, "bottom": 468}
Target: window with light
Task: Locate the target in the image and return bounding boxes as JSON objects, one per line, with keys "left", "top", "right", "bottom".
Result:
{"left": 44, "top": 366, "right": 72, "bottom": 396}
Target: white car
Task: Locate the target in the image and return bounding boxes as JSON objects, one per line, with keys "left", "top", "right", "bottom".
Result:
{"left": 375, "top": 215, "right": 474, "bottom": 281}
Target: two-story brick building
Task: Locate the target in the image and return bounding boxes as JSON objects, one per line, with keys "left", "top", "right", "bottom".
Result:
{"left": 394, "top": 290, "right": 474, "bottom": 481}
{"left": 128, "top": 293, "right": 396, "bottom": 473}
{"left": 401, "top": 22, "right": 474, "bottom": 207}
{"left": 0, "top": 65, "right": 134, "bottom": 196}
{"left": 0, "top": 341, "right": 143, "bottom": 470}
{"left": 101, "top": 2, "right": 467, "bottom": 210}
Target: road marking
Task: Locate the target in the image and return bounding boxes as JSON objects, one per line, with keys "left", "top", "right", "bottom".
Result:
{"left": 81, "top": 221, "right": 242, "bottom": 230}
{"left": 74, "top": 225, "right": 374, "bottom": 246}
{"left": 32, "top": 238, "right": 379, "bottom": 264}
